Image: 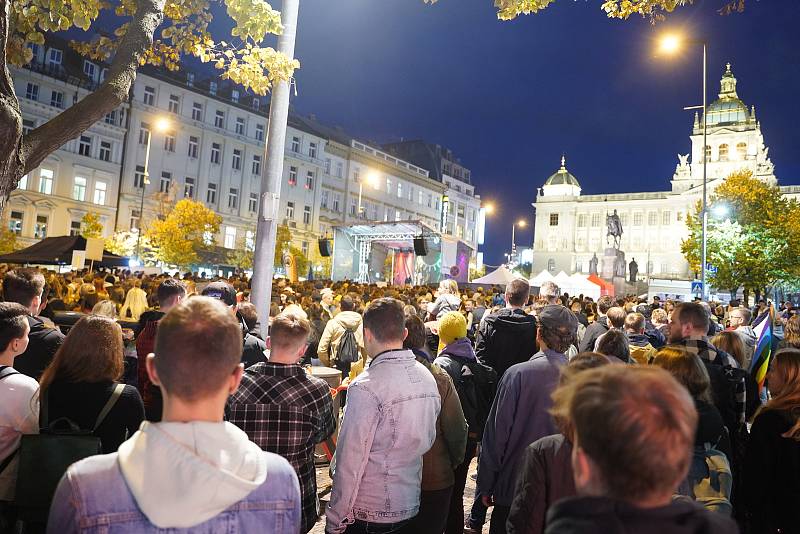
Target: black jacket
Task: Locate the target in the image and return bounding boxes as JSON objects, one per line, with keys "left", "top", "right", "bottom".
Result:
{"left": 545, "top": 496, "right": 738, "bottom": 534}
{"left": 578, "top": 316, "right": 609, "bottom": 353}
{"left": 15, "top": 315, "right": 65, "bottom": 380}
{"left": 475, "top": 308, "right": 537, "bottom": 379}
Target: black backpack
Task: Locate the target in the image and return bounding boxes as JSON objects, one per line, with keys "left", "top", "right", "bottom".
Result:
{"left": 444, "top": 356, "right": 497, "bottom": 440}
{"left": 337, "top": 327, "right": 360, "bottom": 364}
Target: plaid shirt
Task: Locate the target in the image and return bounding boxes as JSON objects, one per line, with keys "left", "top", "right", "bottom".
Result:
{"left": 675, "top": 337, "right": 746, "bottom": 425}
{"left": 227, "top": 362, "right": 336, "bottom": 533}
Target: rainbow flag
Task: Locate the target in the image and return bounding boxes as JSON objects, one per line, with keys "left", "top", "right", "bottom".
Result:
{"left": 749, "top": 305, "right": 774, "bottom": 397}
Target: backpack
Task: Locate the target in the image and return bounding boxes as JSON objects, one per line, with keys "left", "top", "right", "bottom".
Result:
{"left": 337, "top": 327, "right": 361, "bottom": 364}
{"left": 675, "top": 437, "right": 733, "bottom": 515}
{"left": 445, "top": 356, "right": 497, "bottom": 440}
{"left": 15, "top": 383, "right": 125, "bottom": 522}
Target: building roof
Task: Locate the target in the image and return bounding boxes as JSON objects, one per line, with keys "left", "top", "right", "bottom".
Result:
{"left": 544, "top": 156, "right": 581, "bottom": 187}
{"left": 704, "top": 63, "right": 751, "bottom": 126}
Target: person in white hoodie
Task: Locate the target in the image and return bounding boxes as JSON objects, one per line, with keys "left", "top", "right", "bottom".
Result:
{"left": 47, "top": 296, "right": 301, "bottom": 533}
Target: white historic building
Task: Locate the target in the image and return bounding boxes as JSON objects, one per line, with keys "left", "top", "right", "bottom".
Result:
{"left": 532, "top": 64, "right": 797, "bottom": 280}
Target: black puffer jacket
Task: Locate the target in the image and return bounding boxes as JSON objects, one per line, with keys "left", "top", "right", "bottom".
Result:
{"left": 578, "top": 316, "right": 609, "bottom": 353}
{"left": 15, "top": 315, "right": 65, "bottom": 380}
{"left": 475, "top": 308, "right": 537, "bottom": 379}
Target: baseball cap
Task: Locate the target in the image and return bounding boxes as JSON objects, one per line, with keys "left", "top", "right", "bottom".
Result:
{"left": 538, "top": 305, "right": 578, "bottom": 334}
{"left": 201, "top": 281, "right": 237, "bottom": 306}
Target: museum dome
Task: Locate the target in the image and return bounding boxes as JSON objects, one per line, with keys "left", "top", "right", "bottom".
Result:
{"left": 704, "top": 63, "right": 750, "bottom": 126}
{"left": 545, "top": 156, "right": 581, "bottom": 187}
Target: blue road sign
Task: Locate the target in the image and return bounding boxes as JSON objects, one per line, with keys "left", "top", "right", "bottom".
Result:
{"left": 706, "top": 263, "right": 718, "bottom": 274}
{"left": 691, "top": 281, "right": 704, "bottom": 294}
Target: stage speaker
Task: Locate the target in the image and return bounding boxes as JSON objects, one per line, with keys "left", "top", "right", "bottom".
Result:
{"left": 413, "top": 237, "right": 428, "bottom": 256}
{"left": 318, "top": 238, "right": 331, "bottom": 257}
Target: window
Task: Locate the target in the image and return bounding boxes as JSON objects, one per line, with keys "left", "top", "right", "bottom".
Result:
{"left": 252, "top": 97, "right": 260, "bottom": 111}
{"left": 677, "top": 211, "right": 683, "bottom": 222}
{"left": 547, "top": 259, "right": 556, "bottom": 273}
{"left": 245, "top": 230, "right": 254, "bottom": 249}
{"left": 231, "top": 90, "right": 239, "bottom": 103}
{"left": 70, "top": 220, "right": 81, "bottom": 237}
{"left": 255, "top": 124, "right": 265, "bottom": 142}
{"left": 207, "top": 183, "right": 217, "bottom": 204}
{"left": 350, "top": 199, "right": 357, "bottom": 216}
{"left": 248, "top": 193, "right": 258, "bottom": 213}
{"left": 457, "top": 204, "right": 465, "bottom": 218}
{"left": 386, "top": 178, "right": 392, "bottom": 195}
{"left": 620, "top": 213, "right": 629, "bottom": 226}
{"left": 19, "top": 174, "right": 28, "bottom": 189}
{"left": 332, "top": 194, "right": 340, "bottom": 213}
{"left": 326, "top": 159, "right": 333, "bottom": 175}
{"left": 186, "top": 73, "right": 195, "bottom": 86}
{"left": 143, "top": 86, "right": 155, "bottom": 106}
{"left": 210, "top": 143, "right": 220, "bottom": 164}
{"left": 78, "top": 135, "right": 92, "bottom": 157}
{"left": 168, "top": 94, "right": 180, "bottom": 114}
{"left": 577, "top": 214, "right": 587, "bottom": 227}
{"left": 100, "top": 68, "right": 108, "bottom": 82}
{"left": 134, "top": 165, "right": 146, "bottom": 188}
{"left": 224, "top": 226, "right": 236, "bottom": 249}
{"left": 427, "top": 194, "right": 433, "bottom": 208}
{"left": 397, "top": 182, "right": 403, "bottom": 198}
{"left": 418, "top": 191, "right": 424, "bottom": 205}
{"left": 291, "top": 136, "right": 300, "bottom": 153}
{"left": 138, "top": 122, "right": 150, "bottom": 145}
{"left": 34, "top": 215, "right": 48, "bottom": 239}
{"left": 83, "top": 60, "right": 96, "bottom": 79}
{"left": 192, "top": 102, "right": 203, "bottom": 121}
{"left": 159, "top": 172, "right": 171, "bottom": 194}
{"left": 184, "top": 177, "right": 195, "bottom": 198}
{"left": 104, "top": 110, "right": 117, "bottom": 125}
{"left": 232, "top": 149, "right": 241, "bottom": 171}
{"left": 736, "top": 142, "right": 747, "bottom": 159}
{"left": 188, "top": 136, "right": 198, "bottom": 158}
{"left": 50, "top": 90, "right": 63, "bottom": 108}
{"left": 308, "top": 142, "right": 317, "bottom": 158}
{"left": 73, "top": 176, "right": 87, "bottom": 201}
{"left": 320, "top": 189, "right": 329, "bottom": 208}
{"left": 48, "top": 48, "right": 62, "bottom": 66}
{"left": 9, "top": 211, "right": 23, "bottom": 235}
{"left": 335, "top": 162, "right": 343, "bottom": 178}
{"left": 39, "top": 169, "right": 53, "bottom": 194}
{"left": 648, "top": 211, "right": 658, "bottom": 226}
{"left": 305, "top": 171, "right": 314, "bottom": 190}
{"left": 288, "top": 166, "right": 297, "bottom": 186}
{"left": 286, "top": 201, "right": 295, "bottom": 219}
{"left": 549, "top": 213, "right": 559, "bottom": 226}
{"left": 303, "top": 205, "right": 311, "bottom": 224}
{"left": 590, "top": 213, "right": 600, "bottom": 227}
{"left": 301, "top": 241, "right": 309, "bottom": 257}
{"left": 228, "top": 188, "right": 238, "bottom": 209}
{"left": 662, "top": 211, "right": 671, "bottom": 225}
{"left": 22, "top": 119, "right": 34, "bottom": 135}
{"left": 209, "top": 81, "right": 217, "bottom": 95}
{"left": 633, "top": 212, "right": 643, "bottom": 226}
{"left": 718, "top": 144, "right": 729, "bottom": 161}
{"left": 408, "top": 186, "right": 413, "bottom": 202}
{"left": 25, "top": 83, "right": 39, "bottom": 100}
{"left": 130, "top": 209, "right": 140, "bottom": 231}
{"left": 235, "top": 117, "right": 245, "bottom": 135}
{"left": 93, "top": 181, "right": 107, "bottom": 205}
{"left": 164, "top": 132, "right": 175, "bottom": 152}
{"left": 97, "top": 140, "right": 112, "bottom": 162}
{"left": 214, "top": 110, "right": 225, "bottom": 128}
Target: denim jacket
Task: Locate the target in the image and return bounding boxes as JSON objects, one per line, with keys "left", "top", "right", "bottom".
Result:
{"left": 326, "top": 349, "right": 441, "bottom": 533}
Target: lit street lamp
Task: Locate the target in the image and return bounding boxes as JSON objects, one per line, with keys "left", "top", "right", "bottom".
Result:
{"left": 483, "top": 202, "right": 495, "bottom": 216}
{"left": 358, "top": 171, "right": 378, "bottom": 217}
{"left": 136, "top": 116, "right": 171, "bottom": 262}
{"left": 711, "top": 203, "right": 730, "bottom": 219}
{"left": 511, "top": 219, "right": 526, "bottom": 262}
{"left": 659, "top": 33, "right": 709, "bottom": 299}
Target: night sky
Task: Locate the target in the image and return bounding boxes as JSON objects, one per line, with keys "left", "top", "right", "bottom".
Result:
{"left": 281, "top": 0, "right": 800, "bottom": 266}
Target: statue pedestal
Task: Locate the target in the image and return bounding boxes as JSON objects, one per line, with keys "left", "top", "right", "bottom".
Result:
{"left": 602, "top": 248, "right": 626, "bottom": 296}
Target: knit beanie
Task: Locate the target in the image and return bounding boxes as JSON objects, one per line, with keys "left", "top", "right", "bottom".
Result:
{"left": 438, "top": 311, "right": 467, "bottom": 351}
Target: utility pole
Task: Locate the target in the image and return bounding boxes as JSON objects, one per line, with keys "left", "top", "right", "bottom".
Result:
{"left": 250, "top": 0, "right": 300, "bottom": 322}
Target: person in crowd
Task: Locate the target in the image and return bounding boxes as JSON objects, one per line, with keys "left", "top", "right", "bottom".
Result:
{"left": 778, "top": 314, "right": 800, "bottom": 350}
{"left": 651, "top": 307, "right": 671, "bottom": 340}
{"left": 570, "top": 299, "right": 589, "bottom": 328}
{"left": 317, "top": 296, "right": 367, "bottom": 377}
{"left": 652, "top": 347, "right": 732, "bottom": 460}
{"left": 667, "top": 302, "right": 746, "bottom": 431}
{"left": 595, "top": 329, "right": 632, "bottom": 364}
{"left": 544, "top": 365, "right": 737, "bottom": 534}
{"left": 624, "top": 313, "right": 657, "bottom": 364}
{"left": 578, "top": 295, "right": 613, "bottom": 352}
{"left": 237, "top": 302, "right": 262, "bottom": 340}
{"left": 0, "top": 303, "right": 39, "bottom": 521}
{"left": 227, "top": 312, "right": 335, "bottom": 534}
{"left": 728, "top": 307, "right": 757, "bottom": 360}
{"left": 91, "top": 299, "right": 117, "bottom": 319}
{"left": 39, "top": 315, "right": 144, "bottom": 454}
{"left": 634, "top": 304, "right": 666, "bottom": 348}
{"left": 320, "top": 288, "right": 338, "bottom": 320}
{"left": 2, "top": 268, "right": 65, "bottom": 380}
{"left": 539, "top": 282, "right": 560, "bottom": 306}
{"left": 475, "top": 278, "right": 538, "bottom": 379}
{"left": 712, "top": 330, "right": 761, "bottom": 421}
{"left": 507, "top": 352, "right": 611, "bottom": 534}
{"left": 48, "top": 297, "right": 302, "bottom": 532}
{"left": 744, "top": 348, "right": 800, "bottom": 533}
{"left": 326, "top": 298, "right": 440, "bottom": 534}
{"left": 303, "top": 303, "right": 326, "bottom": 366}
{"left": 404, "top": 314, "right": 468, "bottom": 534}
{"left": 472, "top": 296, "right": 487, "bottom": 331}
{"left": 429, "top": 279, "right": 462, "bottom": 321}
{"left": 202, "top": 281, "right": 267, "bottom": 369}
{"left": 136, "top": 278, "right": 186, "bottom": 421}
{"left": 119, "top": 283, "right": 149, "bottom": 322}
{"left": 477, "top": 305, "right": 577, "bottom": 534}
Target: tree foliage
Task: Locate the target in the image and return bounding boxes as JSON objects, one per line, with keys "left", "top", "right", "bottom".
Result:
{"left": 681, "top": 170, "right": 800, "bottom": 296}
{"left": 80, "top": 212, "right": 104, "bottom": 239}
{"left": 0, "top": 214, "right": 19, "bottom": 254}
{"left": 274, "top": 224, "right": 292, "bottom": 267}
{"left": 228, "top": 235, "right": 254, "bottom": 271}
{"left": 105, "top": 229, "right": 159, "bottom": 265}
{"left": 146, "top": 198, "right": 221, "bottom": 268}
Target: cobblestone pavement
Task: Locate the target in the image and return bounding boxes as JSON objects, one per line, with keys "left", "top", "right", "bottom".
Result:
{"left": 309, "top": 455, "right": 491, "bottom": 533}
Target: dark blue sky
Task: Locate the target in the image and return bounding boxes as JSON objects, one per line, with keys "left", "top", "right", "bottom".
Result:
{"left": 280, "top": 0, "right": 800, "bottom": 265}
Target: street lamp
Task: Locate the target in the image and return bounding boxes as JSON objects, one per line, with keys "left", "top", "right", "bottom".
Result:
{"left": 511, "top": 219, "right": 526, "bottom": 262}
{"left": 483, "top": 202, "right": 495, "bottom": 216}
{"left": 658, "top": 32, "right": 708, "bottom": 299}
{"left": 358, "top": 171, "right": 378, "bottom": 218}
{"left": 711, "top": 204, "right": 730, "bottom": 219}
{"left": 136, "top": 116, "right": 171, "bottom": 261}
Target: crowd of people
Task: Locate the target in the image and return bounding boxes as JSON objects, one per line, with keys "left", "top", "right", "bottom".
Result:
{"left": 0, "top": 265, "right": 799, "bottom": 534}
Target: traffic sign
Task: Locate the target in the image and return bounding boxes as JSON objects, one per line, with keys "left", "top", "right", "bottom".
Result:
{"left": 706, "top": 263, "right": 718, "bottom": 274}
{"left": 691, "top": 281, "right": 704, "bottom": 295}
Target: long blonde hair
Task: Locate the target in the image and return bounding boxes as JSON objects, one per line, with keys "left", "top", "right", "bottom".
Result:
{"left": 762, "top": 348, "right": 800, "bottom": 440}
{"left": 119, "top": 287, "right": 149, "bottom": 321}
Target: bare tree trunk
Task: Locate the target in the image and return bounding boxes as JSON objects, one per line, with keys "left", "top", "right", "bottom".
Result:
{"left": 0, "top": 0, "right": 166, "bottom": 216}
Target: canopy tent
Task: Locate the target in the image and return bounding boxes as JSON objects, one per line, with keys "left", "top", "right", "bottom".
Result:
{"left": 587, "top": 273, "right": 615, "bottom": 297}
{"left": 0, "top": 236, "right": 128, "bottom": 267}
{"left": 471, "top": 264, "right": 523, "bottom": 286}
{"left": 529, "top": 269, "right": 555, "bottom": 287}
{"left": 568, "top": 273, "right": 601, "bottom": 301}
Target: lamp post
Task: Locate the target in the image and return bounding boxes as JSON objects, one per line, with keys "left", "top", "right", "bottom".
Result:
{"left": 358, "top": 172, "right": 377, "bottom": 217}
{"left": 136, "top": 116, "right": 171, "bottom": 262}
{"left": 511, "top": 219, "right": 526, "bottom": 263}
{"left": 659, "top": 34, "right": 708, "bottom": 300}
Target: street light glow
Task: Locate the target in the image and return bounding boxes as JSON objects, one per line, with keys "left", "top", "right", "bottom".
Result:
{"left": 483, "top": 203, "right": 495, "bottom": 215}
{"left": 517, "top": 219, "right": 526, "bottom": 228}
{"left": 154, "top": 117, "right": 171, "bottom": 132}
{"left": 711, "top": 204, "right": 729, "bottom": 219}
{"left": 659, "top": 34, "right": 682, "bottom": 55}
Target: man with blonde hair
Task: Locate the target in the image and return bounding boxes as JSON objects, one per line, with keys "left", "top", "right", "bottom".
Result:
{"left": 544, "top": 365, "right": 736, "bottom": 533}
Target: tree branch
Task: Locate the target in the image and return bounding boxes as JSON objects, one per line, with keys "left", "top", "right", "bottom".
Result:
{"left": 21, "top": 0, "right": 166, "bottom": 174}
{"left": 0, "top": 0, "right": 23, "bottom": 204}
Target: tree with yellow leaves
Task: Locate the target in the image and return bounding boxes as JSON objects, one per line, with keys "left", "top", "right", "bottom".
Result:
{"left": 80, "top": 212, "right": 104, "bottom": 239}
{"left": 146, "top": 198, "right": 221, "bottom": 268}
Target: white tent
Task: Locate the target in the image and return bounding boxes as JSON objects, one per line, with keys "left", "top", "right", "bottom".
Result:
{"left": 529, "top": 269, "right": 555, "bottom": 287}
{"left": 568, "top": 273, "right": 601, "bottom": 300}
{"left": 472, "top": 265, "right": 523, "bottom": 286}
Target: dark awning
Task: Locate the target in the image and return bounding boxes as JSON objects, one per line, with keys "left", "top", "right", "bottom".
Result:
{"left": 0, "top": 236, "right": 129, "bottom": 267}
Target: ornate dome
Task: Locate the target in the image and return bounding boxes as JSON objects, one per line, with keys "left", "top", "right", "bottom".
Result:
{"left": 704, "top": 63, "right": 750, "bottom": 126}
{"left": 545, "top": 156, "right": 580, "bottom": 187}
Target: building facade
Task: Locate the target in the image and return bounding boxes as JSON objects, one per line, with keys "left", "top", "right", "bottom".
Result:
{"left": 532, "top": 64, "right": 796, "bottom": 281}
